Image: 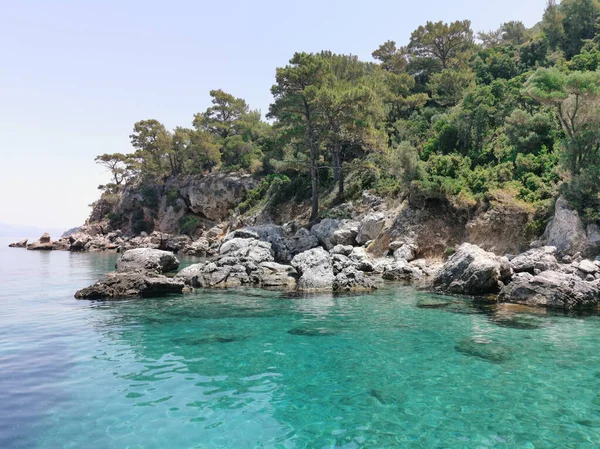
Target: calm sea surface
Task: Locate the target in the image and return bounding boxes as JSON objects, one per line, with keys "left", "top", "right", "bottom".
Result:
{"left": 2, "top": 237, "right": 600, "bottom": 448}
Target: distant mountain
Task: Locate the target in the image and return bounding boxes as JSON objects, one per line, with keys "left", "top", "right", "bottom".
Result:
{"left": 0, "top": 223, "right": 67, "bottom": 239}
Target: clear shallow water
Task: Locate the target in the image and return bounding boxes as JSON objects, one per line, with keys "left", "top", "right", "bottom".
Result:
{"left": 2, "top": 239, "right": 600, "bottom": 448}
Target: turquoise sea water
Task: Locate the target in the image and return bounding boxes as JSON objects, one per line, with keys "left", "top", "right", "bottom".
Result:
{"left": 2, "top": 239, "right": 600, "bottom": 448}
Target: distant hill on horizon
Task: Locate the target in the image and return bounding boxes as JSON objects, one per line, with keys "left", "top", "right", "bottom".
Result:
{"left": 0, "top": 223, "right": 68, "bottom": 239}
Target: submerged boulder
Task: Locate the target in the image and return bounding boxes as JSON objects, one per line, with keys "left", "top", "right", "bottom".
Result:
{"left": 455, "top": 338, "right": 512, "bottom": 363}
{"left": 433, "top": 243, "right": 512, "bottom": 295}
{"left": 74, "top": 272, "right": 186, "bottom": 299}
{"left": 498, "top": 270, "right": 600, "bottom": 309}
{"left": 291, "top": 247, "right": 335, "bottom": 291}
{"left": 115, "top": 248, "right": 180, "bottom": 274}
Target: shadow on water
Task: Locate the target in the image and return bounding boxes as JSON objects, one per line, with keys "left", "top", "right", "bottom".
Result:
{"left": 171, "top": 334, "right": 248, "bottom": 345}
{"left": 420, "top": 292, "right": 600, "bottom": 331}
{"left": 287, "top": 327, "right": 337, "bottom": 337}
{"left": 0, "top": 343, "right": 72, "bottom": 449}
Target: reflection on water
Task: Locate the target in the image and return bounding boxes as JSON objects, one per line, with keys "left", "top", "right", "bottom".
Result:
{"left": 3, "top": 239, "right": 600, "bottom": 448}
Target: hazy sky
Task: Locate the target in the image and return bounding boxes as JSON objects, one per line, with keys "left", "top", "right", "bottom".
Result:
{"left": 0, "top": 0, "right": 547, "bottom": 229}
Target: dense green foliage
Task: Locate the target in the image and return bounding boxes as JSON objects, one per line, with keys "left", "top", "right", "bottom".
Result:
{"left": 96, "top": 0, "right": 600, "bottom": 227}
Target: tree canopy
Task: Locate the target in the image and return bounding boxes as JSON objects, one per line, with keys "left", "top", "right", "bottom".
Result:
{"left": 94, "top": 2, "right": 600, "bottom": 226}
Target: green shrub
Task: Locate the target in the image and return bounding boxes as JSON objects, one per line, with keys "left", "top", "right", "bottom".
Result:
{"left": 105, "top": 212, "right": 124, "bottom": 227}
{"left": 140, "top": 185, "right": 160, "bottom": 211}
{"left": 131, "top": 209, "right": 152, "bottom": 234}
{"left": 166, "top": 188, "right": 180, "bottom": 207}
{"left": 178, "top": 215, "right": 200, "bottom": 236}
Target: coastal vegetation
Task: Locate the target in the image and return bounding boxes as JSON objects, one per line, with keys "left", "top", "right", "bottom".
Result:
{"left": 95, "top": 0, "right": 600, "bottom": 229}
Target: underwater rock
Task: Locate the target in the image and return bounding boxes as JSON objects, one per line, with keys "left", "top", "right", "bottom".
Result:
{"left": 288, "top": 327, "right": 336, "bottom": 337}
{"left": 416, "top": 297, "right": 453, "bottom": 309}
{"left": 172, "top": 335, "right": 246, "bottom": 345}
{"left": 455, "top": 338, "right": 512, "bottom": 363}
{"left": 490, "top": 315, "right": 543, "bottom": 330}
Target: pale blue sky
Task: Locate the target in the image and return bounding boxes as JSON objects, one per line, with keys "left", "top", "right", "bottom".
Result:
{"left": 0, "top": 0, "right": 547, "bottom": 229}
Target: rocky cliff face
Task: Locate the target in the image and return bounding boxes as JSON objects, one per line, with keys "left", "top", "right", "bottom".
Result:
{"left": 536, "top": 196, "right": 600, "bottom": 258}
{"left": 91, "top": 173, "right": 258, "bottom": 237}
{"left": 22, "top": 167, "right": 600, "bottom": 266}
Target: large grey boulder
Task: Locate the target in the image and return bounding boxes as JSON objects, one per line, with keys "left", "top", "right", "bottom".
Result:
{"left": 165, "top": 235, "right": 192, "bottom": 253}
{"left": 176, "top": 259, "right": 297, "bottom": 289}
{"left": 182, "top": 173, "right": 257, "bottom": 221}
{"left": 332, "top": 221, "right": 360, "bottom": 246}
{"left": 311, "top": 219, "right": 342, "bottom": 250}
{"left": 239, "top": 225, "right": 319, "bottom": 263}
{"left": 291, "top": 248, "right": 335, "bottom": 291}
{"left": 68, "top": 233, "right": 93, "bottom": 252}
{"left": 27, "top": 233, "right": 54, "bottom": 251}
{"left": 433, "top": 243, "right": 512, "bottom": 295}
{"left": 543, "top": 196, "right": 588, "bottom": 257}
{"left": 330, "top": 245, "right": 353, "bottom": 256}
{"left": 382, "top": 260, "right": 424, "bottom": 281}
{"left": 333, "top": 267, "right": 376, "bottom": 292}
{"left": 75, "top": 272, "right": 186, "bottom": 299}
{"left": 331, "top": 253, "right": 354, "bottom": 275}
{"left": 499, "top": 270, "right": 600, "bottom": 309}
{"left": 115, "top": 248, "right": 180, "bottom": 274}
{"left": 577, "top": 259, "right": 599, "bottom": 275}
{"left": 348, "top": 247, "right": 375, "bottom": 272}
{"left": 393, "top": 243, "right": 418, "bottom": 262}
{"left": 182, "top": 237, "right": 211, "bottom": 257}
{"left": 219, "top": 238, "right": 274, "bottom": 264}
{"left": 255, "top": 262, "right": 298, "bottom": 288}
{"left": 356, "top": 213, "right": 385, "bottom": 245}
{"left": 510, "top": 246, "right": 559, "bottom": 274}
{"left": 52, "top": 239, "right": 71, "bottom": 251}
{"left": 176, "top": 262, "right": 250, "bottom": 288}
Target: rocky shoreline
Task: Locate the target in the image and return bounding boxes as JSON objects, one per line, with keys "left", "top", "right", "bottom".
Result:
{"left": 10, "top": 188, "right": 600, "bottom": 310}
{"left": 66, "top": 227, "right": 600, "bottom": 310}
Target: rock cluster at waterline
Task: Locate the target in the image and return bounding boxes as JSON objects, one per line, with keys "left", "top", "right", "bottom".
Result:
{"left": 70, "top": 226, "right": 600, "bottom": 308}
{"left": 74, "top": 249, "right": 186, "bottom": 299}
